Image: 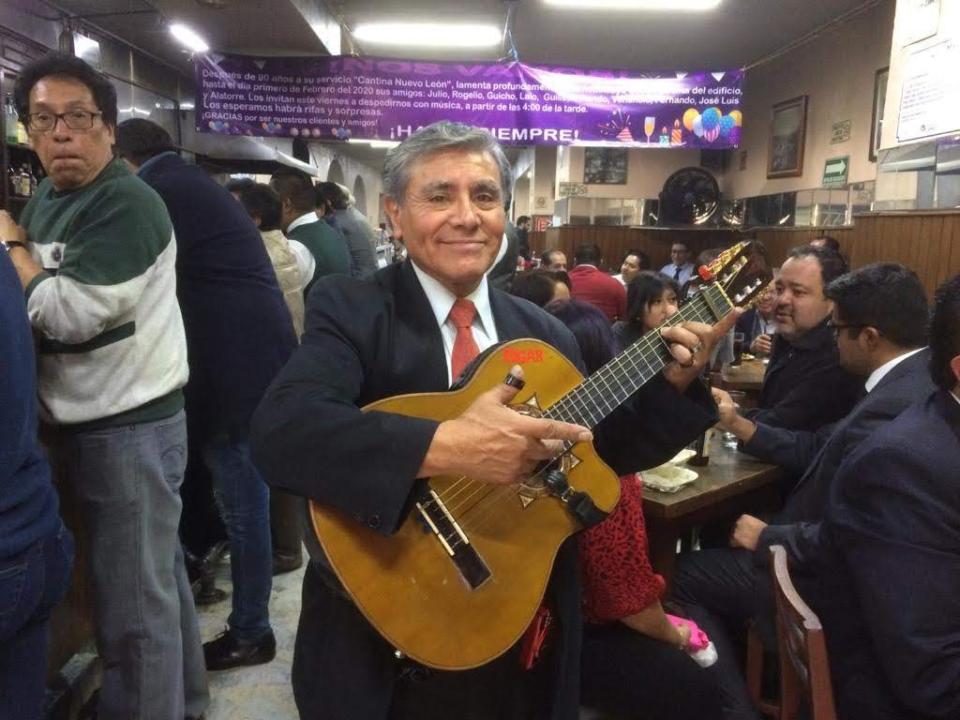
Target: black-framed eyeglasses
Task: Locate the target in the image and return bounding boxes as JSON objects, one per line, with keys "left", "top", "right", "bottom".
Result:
{"left": 827, "top": 321, "right": 867, "bottom": 338}
{"left": 26, "top": 110, "right": 102, "bottom": 132}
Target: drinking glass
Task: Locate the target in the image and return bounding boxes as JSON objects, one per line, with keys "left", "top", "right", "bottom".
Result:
{"left": 731, "top": 332, "right": 745, "bottom": 366}
{"left": 722, "top": 390, "right": 746, "bottom": 449}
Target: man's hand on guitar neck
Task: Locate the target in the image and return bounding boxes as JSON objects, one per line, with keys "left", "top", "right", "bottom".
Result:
{"left": 418, "top": 366, "right": 594, "bottom": 486}
{"left": 661, "top": 308, "right": 742, "bottom": 392}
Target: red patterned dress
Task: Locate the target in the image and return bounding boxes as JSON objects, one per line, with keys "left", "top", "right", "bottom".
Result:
{"left": 579, "top": 472, "right": 665, "bottom": 623}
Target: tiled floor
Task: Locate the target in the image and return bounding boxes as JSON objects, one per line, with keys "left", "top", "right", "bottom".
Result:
{"left": 196, "top": 557, "right": 305, "bottom": 720}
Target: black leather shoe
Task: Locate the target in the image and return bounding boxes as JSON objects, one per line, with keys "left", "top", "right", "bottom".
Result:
{"left": 272, "top": 550, "right": 303, "bottom": 575}
{"left": 203, "top": 629, "right": 276, "bottom": 671}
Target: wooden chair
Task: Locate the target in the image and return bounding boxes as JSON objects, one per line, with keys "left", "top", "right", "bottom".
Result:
{"left": 767, "top": 544, "right": 838, "bottom": 720}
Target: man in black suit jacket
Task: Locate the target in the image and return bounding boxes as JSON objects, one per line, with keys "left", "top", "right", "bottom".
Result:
{"left": 671, "top": 263, "right": 933, "bottom": 720}
{"left": 116, "top": 119, "right": 298, "bottom": 670}
{"left": 250, "top": 121, "right": 736, "bottom": 720}
{"left": 744, "top": 245, "right": 861, "bottom": 432}
{"left": 806, "top": 274, "right": 960, "bottom": 720}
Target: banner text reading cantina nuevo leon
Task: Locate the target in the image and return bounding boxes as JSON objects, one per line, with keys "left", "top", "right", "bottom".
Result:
{"left": 195, "top": 54, "right": 745, "bottom": 149}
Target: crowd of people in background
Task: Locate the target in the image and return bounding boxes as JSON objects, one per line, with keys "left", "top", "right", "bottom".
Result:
{"left": 1, "top": 51, "right": 958, "bottom": 720}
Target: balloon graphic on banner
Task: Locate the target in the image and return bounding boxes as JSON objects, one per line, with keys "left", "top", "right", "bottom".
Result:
{"left": 683, "top": 108, "right": 700, "bottom": 132}
{"left": 692, "top": 115, "right": 704, "bottom": 137}
{"left": 719, "top": 115, "right": 736, "bottom": 137}
{"left": 701, "top": 107, "right": 721, "bottom": 132}
{"left": 727, "top": 126, "right": 742, "bottom": 146}
{"left": 729, "top": 110, "right": 743, "bottom": 127}
{"left": 704, "top": 126, "right": 721, "bottom": 142}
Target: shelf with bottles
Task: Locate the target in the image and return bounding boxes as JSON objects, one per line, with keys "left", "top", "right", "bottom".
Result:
{"left": 7, "top": 157, "right": 43, "bottom": 200}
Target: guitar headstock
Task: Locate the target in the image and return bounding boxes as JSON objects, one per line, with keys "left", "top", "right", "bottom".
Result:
{"left": 695, "top": 241, "right": 772, "bottom": 310}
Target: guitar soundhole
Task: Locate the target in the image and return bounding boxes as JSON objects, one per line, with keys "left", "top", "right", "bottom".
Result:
{"left": 509, "top": 401, "right": 580, "bottom": 505}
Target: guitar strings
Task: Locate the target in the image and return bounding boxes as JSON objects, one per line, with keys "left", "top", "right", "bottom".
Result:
{"left": 446, "top": 290, "right": 722, "bottom": 540}
{"left": 443, "top": 288, "right": 719, "bottom": 530}
{"left": 440, "top": 288, "right": 719, "bottom": 528}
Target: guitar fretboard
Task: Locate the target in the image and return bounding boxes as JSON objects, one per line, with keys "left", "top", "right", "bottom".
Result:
{"left": 544, "top": 284, "right": 730, "bottom": 430}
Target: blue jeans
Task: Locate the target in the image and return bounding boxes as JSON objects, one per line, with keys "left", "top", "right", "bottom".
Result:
{"left": 0, "top": 525, "right": 74, "bottom": 720}
{"left": 203, "top": 435, "right": 272, "bottom": 641}
{"left": 46, "top": 410, "right": 209, "bottom": 720}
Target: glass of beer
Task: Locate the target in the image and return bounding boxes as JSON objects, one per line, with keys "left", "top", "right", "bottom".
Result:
{"left": 731, "top": 332, "right": 746, "bottom": 366}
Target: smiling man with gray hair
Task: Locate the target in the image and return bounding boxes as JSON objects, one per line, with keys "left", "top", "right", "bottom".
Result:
{"left": 251, "top": 120, "right": 734, "bottom": 719}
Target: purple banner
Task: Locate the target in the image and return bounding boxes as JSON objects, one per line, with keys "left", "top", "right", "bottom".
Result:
{"left": 195, "top": 54, "right": 744, "bottom": 148}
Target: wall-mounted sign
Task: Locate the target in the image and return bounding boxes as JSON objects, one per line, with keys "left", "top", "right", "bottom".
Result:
{"left": 897, "top": 40, "right": 960, "bottom": 143}
{"left": 831, "top": 120, "right": 852, "bottom": 144}
{"left": 822, "top": 156, "right": 850, "bottom": 187}
{"left": 195, "top": 53, "right": 745, "bottom": 148}
{"left": 901, "top": 0, "right": 941, "bottom": 46}
{"left": 558, "top": 182, "right": 588, "bottom": 197}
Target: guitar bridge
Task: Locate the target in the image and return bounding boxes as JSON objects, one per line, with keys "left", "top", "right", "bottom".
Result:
{"left": 416, "top": 488, "right": 491, "bottom": 590}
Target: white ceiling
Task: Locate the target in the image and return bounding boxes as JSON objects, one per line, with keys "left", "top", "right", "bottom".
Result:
{"left": 37, "top": 0, "right": 879, "bottom": 76}
{"left": 28, "top": 0, "right": 881, "bottom": 167}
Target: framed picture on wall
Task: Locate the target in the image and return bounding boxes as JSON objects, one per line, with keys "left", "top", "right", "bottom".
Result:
{"left": 767, "top": 95, "right": 808, "bottom": 178}
{"left": 583, "top": 147, "right": 628, "bottom": 184}
{"left": 869, "top": 67, "right": 889, "bottom": 162}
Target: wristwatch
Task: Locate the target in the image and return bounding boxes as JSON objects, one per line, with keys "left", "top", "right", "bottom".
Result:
{"left": 1, "top": 240, "right": 28, "bottom": 252}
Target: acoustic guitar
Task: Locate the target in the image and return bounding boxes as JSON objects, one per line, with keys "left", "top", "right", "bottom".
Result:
{"left": 308, "top": 241, "right": 770, "bottom": 671}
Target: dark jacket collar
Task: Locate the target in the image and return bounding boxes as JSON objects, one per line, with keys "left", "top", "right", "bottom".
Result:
{"left": 870, "top": 347, "right": 930, "bottom": 394}
{"left": 784, "top": 316, "right": 835, "bottom": 352}
{"left": 136, "top": 151, "right": 183, "bottom": 181}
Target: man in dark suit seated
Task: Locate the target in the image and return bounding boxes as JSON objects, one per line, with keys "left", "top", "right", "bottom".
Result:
{"left": 250, "top": 120, "right": 737, "bottom": 720}
{"left": 807, "top": 273, "right": 960, "bottom": 720}
{"left": 671, "top": 263, "right": 934, "bottom": 720}
{"left": 744, "top": 245, "right": 861, "bottom": 431}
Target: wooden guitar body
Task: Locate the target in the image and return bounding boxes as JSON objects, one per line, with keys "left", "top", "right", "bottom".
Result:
{"left": 308, "top": 338, "right": 621, "bottom": 671}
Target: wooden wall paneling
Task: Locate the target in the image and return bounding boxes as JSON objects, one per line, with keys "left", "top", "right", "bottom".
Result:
{"left": 944, "top": 215, "right": 960, "bottom": 291}
{"left": 913, "top": 215, "right": 944, "bottom": 291}
{"left": 533, "top": 214, "right": 960, "bottom": 296}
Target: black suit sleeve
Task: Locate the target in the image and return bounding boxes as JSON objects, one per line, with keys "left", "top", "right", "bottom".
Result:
{"left": 827, "top": 445, "right": 960, "bottom": 718}
{"left": 250, "top": 278, "right": 438, "bottom": 535}
{"left": 742, "top": 421, "right": 834, "bottom": 477}
{"left": 755, "top": 522, "right": 823, "bottom": 571}
{"left": 594, "top": 375, "right": 718, "bottom": 474}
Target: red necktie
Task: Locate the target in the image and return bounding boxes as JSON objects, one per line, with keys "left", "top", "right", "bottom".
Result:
{"left": 449, "top": 298, "right": 480, "bottom": 381}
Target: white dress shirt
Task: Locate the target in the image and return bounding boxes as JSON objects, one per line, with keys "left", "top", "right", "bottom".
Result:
{"left": 864, "top": 347, "right": 926, "bottom": 393}
{"left": 411, "top": 262, "right": 499, "bottom": 387}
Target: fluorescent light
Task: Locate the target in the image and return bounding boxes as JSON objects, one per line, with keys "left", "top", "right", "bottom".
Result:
{"left": 169, "top": 22, "right": 210, "bottom": 53}
{"left": 348, "top": 139, "right": 400, "bottom": 148}
{"left": 353, "top": 22, "right": 502, "bottom": 48}
{"left": 544, "top": 0, "right": 721, "bottom": 10}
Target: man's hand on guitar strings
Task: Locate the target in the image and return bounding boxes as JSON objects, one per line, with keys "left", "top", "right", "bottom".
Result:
{"left": 418, "top": 366, "right": 594, "bottom": 486}
{"left": 661, "top": 308, "right": 742, "bottom": 391}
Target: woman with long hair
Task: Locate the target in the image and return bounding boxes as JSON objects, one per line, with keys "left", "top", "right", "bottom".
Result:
{"left": 613, "top": 271, "right": 680, "bottom": 350}
{"left": 543, "top": 299, "right": 720, "bottom": 720}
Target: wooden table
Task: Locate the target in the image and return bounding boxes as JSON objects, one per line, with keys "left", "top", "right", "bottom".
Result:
{"left": 720, "top": 357, "right": 767, "bottom": 392}
{"left": 642, "top": 442, "right": 783, "bottom": 584}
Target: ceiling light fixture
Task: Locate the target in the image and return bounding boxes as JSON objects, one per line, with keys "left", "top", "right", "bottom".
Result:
{"left": 169, "top": 22, "right": 210, "bottom": 53}
{"left": 544, "top": 0, "right": 721, "bottom": 10}
{"left": 348, "top": 139, "right": 400, "bottom": 148}
{"left": 353, "top": 22, "right": 502, "bottom": 48}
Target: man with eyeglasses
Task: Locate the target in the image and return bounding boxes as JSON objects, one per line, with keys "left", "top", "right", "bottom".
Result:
{"left": 0, "top": 54, "right": 208, "bottom": 720}
{"left": 671, "top": 263, "right": 933, "bottom": 720}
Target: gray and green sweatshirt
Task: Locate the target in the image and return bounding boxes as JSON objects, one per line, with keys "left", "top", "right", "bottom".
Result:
{"left": 20, "top": 158, "right": 188, "bottom": 429}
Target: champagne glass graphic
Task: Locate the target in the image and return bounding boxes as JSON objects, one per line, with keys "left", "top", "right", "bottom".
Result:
{"left": 644, "top": 116, "right": 656, "bottom": 144}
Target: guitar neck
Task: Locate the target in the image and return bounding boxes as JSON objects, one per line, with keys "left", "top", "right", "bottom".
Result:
{"left": 545, "top": 284, "right": 731, "bottom": 430}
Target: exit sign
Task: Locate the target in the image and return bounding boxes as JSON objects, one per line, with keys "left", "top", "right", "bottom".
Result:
{"left": 822, "top": 156, "right": 849, "bottom": 187}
